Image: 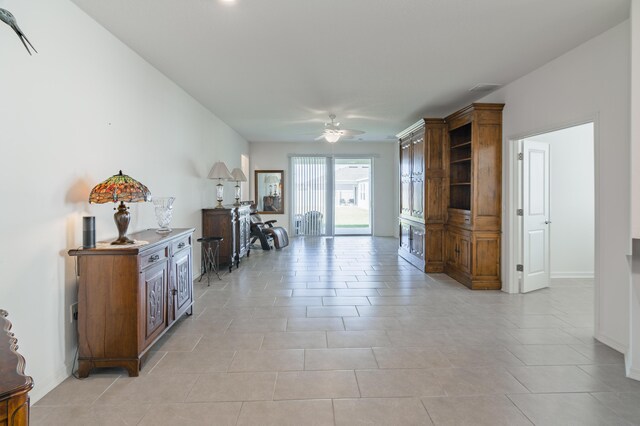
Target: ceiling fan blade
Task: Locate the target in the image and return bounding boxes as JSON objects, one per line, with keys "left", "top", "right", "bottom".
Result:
{"left": 339, "top": 129, "right": 365, "bottom": 136}
{"left": 314, "top": 134, "right": 326, "bottom": 141}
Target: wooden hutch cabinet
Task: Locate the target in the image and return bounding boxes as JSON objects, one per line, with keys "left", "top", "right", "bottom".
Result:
{"left": 398, "top": 119, "right": 448, "bottom": 272}
{"left": 0, "top": 310, "right": 33, "bottom": 426}
{"left": 202, "top": 205, "right": 251, "bottom": 271}
{"left": 445, "top": 103, "right": 503, "bottom": 289}
{"left": 68, "top": 228, "right": 194, "bottom": 377}
{"left": 398, "top": 103, "right": 504, "bottom": 289}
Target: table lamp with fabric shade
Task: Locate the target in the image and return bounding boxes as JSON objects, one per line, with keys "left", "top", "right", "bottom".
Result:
{"left": 230, "top": 168, "right": 247, "bottom": 205}
{"left": 208, "top": 161, "right": 233, "bottom": 208}
{"left": 89, "top": 170, "right": 151, "bottom": 245}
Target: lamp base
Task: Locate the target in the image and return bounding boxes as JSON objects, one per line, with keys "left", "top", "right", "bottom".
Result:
{"left": 111, "top": 236, "right": 135, "bottom": 245}
{"left": 111, "top": 201, "right": 135, "bottom": 245}
{"left": 214, "top": 199, "right": 225, "bottom": 209}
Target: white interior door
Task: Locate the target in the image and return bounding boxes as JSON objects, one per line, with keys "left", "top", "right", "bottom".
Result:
{"left": 521, "top": 140, "right": 551, "bottom": 293}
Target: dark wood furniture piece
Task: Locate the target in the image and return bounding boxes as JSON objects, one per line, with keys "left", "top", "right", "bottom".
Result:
{"left": 202, "top": 206, "right": 250, "bottom": 271}
{"left": 0, "top": 310, "right": 34, "bottom": 426}
{"left": 398, "top": 103, "right": 504, "bottom": 290}
{"left": 445, "top": 103, "right": 503, "bottom": 289}
{"left": 68, "top": 228, "right": 194, "bottom": 377}
{"left": 398, "top": 119, "right": 448, "bottom": 272}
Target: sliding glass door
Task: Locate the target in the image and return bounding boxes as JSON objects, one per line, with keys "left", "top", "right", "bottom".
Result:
{"left": 291, "top": 156, "right": 373, "bottom": 237}
{"left": 334, "top": 158, "right": 372, "bottom": 235}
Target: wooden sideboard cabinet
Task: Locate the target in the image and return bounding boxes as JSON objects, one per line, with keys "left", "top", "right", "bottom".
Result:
{"left": 0, "top": 310, "right": 34, "bottom": 426}
{"left": 68, "top": 228, "right": 194, "bottom": 377}
{"left": 202, "top": 206, "right": 250, "bottom": 272}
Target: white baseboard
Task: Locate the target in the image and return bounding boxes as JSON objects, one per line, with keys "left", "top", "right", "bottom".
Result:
{"left": 628, "top": 365, "right": 640, "bottom": 381}
{"left": 551, "top": 272, "right": 595, "bottom": 279}
{"left": 30, "top": 362, "right": 73, "bottom": 403}
{"left": 595, "top": 332, "right": 628, "bottom": 355}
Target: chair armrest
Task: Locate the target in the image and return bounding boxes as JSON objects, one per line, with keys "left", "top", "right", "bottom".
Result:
{"left": 265, "top": 220, "right": 277, "bottom": 226}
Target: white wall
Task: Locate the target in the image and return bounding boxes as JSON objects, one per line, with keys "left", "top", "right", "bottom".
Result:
{"left": 528, "top": 123, "right": 595, "bottom": 278}
{"left": 0, "top": 0, "right": 249, "bottom": 401}
{"left": 628, "top": 0, "right": 640, "bottom": 381}
{"left": 249, "top": 142, "right": 398, "bottom": 237}
{"left": 480, "top": 21, "right": 630, "bottom": 352}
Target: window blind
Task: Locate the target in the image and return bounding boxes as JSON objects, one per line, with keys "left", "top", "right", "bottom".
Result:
{"left": 291, "top": 156, "right": 328, "bottom": 236}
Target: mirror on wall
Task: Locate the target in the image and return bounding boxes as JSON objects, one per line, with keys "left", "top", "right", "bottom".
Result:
{"left": 255, "top": 170, "right": 284, "bottom": 214}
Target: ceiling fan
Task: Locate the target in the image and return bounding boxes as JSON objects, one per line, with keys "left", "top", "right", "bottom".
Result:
{"left": 315, "top": 114, "right": 365, "bottom": 143}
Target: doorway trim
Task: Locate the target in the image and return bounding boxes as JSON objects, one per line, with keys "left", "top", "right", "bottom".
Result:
{"left": 332, "top": 156, "right": 375, "bottom": 236}
{"left": 504, "top": 115, "right": 601, "bottom": 336}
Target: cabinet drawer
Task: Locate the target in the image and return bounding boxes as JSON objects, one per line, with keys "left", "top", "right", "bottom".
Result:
{"left": 140, "top": 247, "right": 168, "bottom": 270}
{"left": 448, "top": 208, "right": 471, "bottom": 229}
{"left": 172, "top": 235, "right": 191, "bottom": 253}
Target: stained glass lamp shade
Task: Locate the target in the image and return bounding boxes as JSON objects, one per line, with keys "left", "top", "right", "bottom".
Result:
{"left": 89, "top": 170, "right": 151, "bottom": 245}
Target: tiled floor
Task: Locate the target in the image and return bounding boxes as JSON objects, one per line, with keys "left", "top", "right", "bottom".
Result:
{"left": 33, "top": 237, "right": 640, "bottom": 425}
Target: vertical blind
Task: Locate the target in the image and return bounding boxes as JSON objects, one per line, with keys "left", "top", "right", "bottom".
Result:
{"left": 291, "top": 156, "right": 328, "bottom": 235}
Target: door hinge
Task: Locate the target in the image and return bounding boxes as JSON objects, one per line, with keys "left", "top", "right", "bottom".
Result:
{"left": 516, "top": 264, "right": 523, "bottom": 272}
{"left": 518, "top": 153, "right": 523, "bottom": 160}
{"left": 516, "top": 209, "right": 523, "bottom": 216}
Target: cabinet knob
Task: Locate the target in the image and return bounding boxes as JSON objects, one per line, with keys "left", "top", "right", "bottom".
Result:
{"left": 178, "top": 242, "right": 185, "bottom": 249}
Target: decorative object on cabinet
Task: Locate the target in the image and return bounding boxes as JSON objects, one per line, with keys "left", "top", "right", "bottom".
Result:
{"left": 0, "top": 310, "right": 33, "bottom": 426}
{"left": 444, "top": 103, "right": 504, "bottom": 290}
{"left": 82, "top": 216, "right": 96, "bottom": 249}
{"left": 397, "top": 118, "right": 448, "bottom": 273}
{"left": 255, "top": 170, "right": 284, "bottom": 214}
{"left": 230, "top": 168, "right": 248, "bottom": 206}
{"left": 202, "top": 205, "right": 251, "bottom": 271}
{"left": 152, "top": 197, "right": 175, "bottom": 234}
{"left": 197, "top": 236, "right": 223, "bottom": 284}
{"left": 89, "top": 170, "right": 151, "bottom": 245}
{"left": 0, "top": 8, "right": 37, "bottom": 55}
{"left": 68, "top": 228, "right": 194, "bottom": 377}
{"left": 208, "top": 162, "right": 233, "bottom": 208}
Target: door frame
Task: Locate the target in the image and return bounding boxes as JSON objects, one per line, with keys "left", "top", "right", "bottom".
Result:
{"left": 332, "top": 156, "right": 375, "bottom": 236}
{"left": 504, "top": 116, "right": 600, "bottom": 328}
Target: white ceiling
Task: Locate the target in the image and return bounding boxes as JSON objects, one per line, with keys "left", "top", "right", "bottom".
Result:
{"left": 71, "top": 0, "right": 629, "bottom": 143}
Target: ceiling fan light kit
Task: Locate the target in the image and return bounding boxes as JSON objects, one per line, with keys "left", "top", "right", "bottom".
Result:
{"left": 316, "top": 114, "right": 364, "bottom": 143}
{"left": 324, "top": 131, "right": 341, "bottom": 143}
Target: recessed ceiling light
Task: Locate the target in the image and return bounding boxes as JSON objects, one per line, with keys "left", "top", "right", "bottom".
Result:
{"left": 220, "top": 0, "right": 236, "bottom": 3}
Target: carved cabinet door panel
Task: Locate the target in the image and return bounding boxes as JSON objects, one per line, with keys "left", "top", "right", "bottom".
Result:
{"left": 399, "top": 221, "right": 411, "bottom": 252}
{"left": 410, "top": 225, "right": 425, "bottom": 260}
{"left": 400, "top": 141, "right": 412, "bottom": 216}
{"left": 173, "top": 248, "right": 193, "bottom": 317}
{"left": 141, "top": 261, "right": 168, "bottom": 347}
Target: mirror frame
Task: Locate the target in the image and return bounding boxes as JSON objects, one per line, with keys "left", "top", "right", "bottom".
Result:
{"left": 254, "top": 170, "right": 284, "bottom": 214}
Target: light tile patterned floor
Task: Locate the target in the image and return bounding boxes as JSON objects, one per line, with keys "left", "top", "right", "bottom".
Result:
{"left": 33, "top": 237, "right": 640, "bottom": 425}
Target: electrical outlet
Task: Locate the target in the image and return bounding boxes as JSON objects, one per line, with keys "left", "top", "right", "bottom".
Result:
{"left": 70, "top": 302, "right": 78, "bottom": 323}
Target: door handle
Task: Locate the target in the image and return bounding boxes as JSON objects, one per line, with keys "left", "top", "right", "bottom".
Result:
{"left": 544, "top": 220, "right": 552, "bottom": 225}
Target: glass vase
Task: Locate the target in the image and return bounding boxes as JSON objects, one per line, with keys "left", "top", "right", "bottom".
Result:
{"left": 152, "top": 197, "right": 175, "bottom": 234}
